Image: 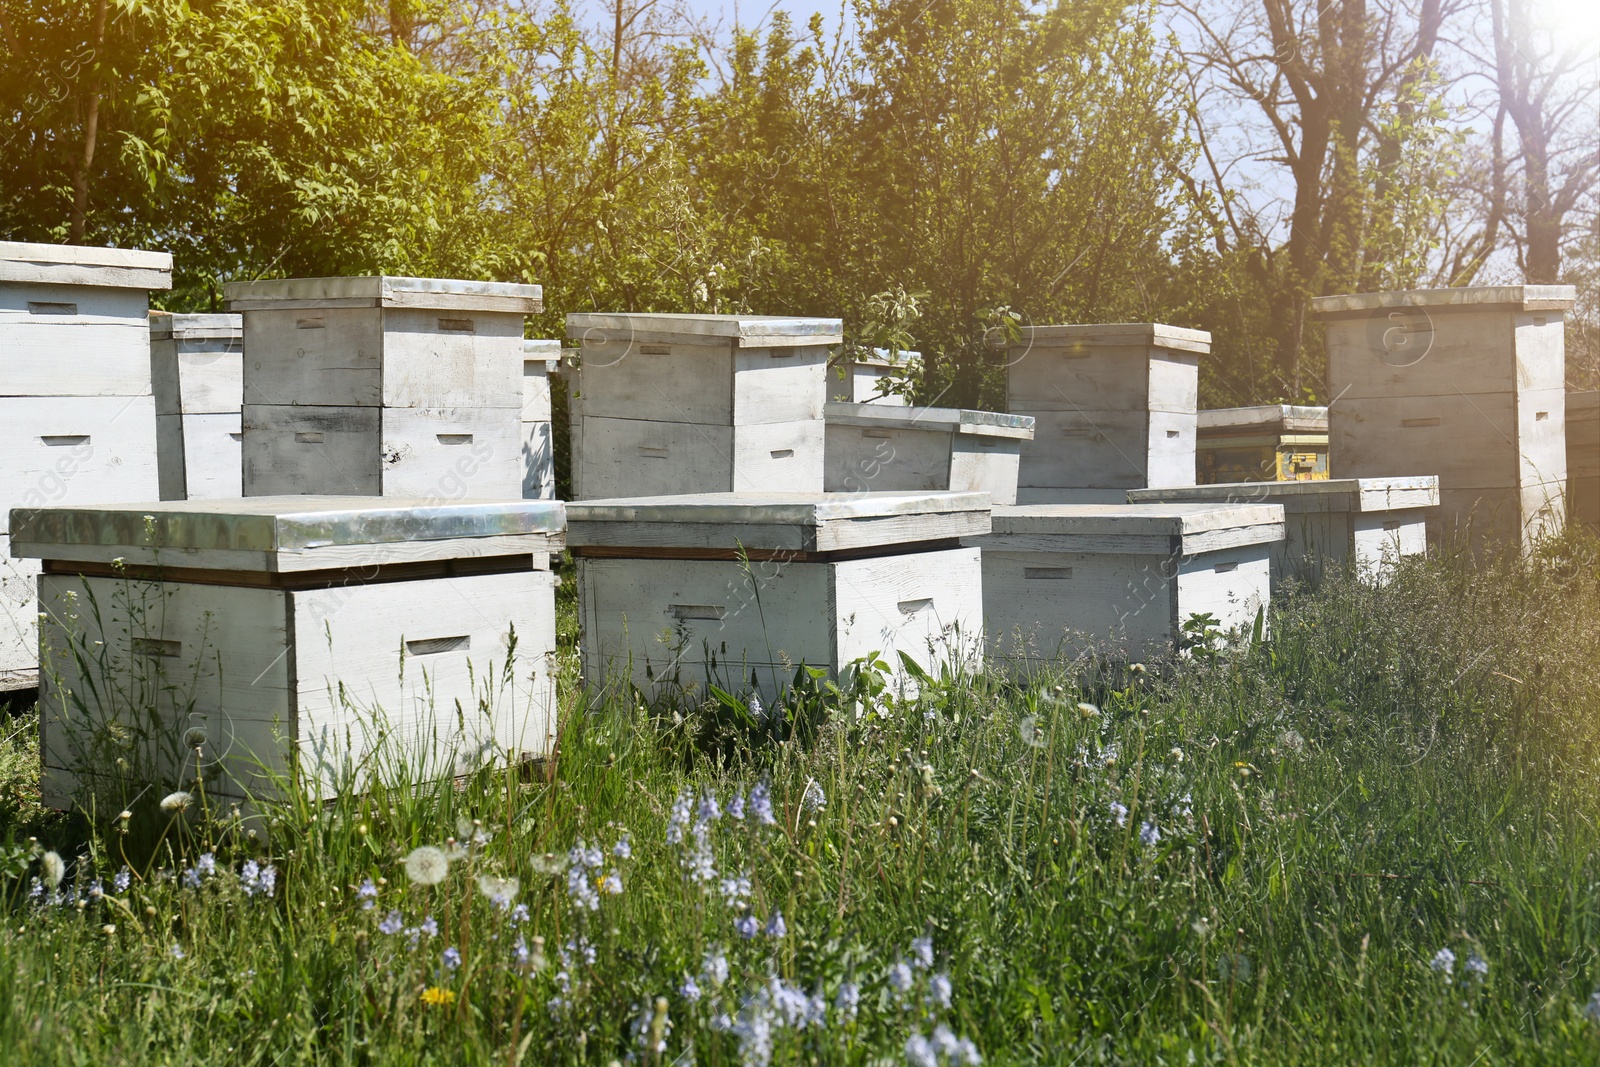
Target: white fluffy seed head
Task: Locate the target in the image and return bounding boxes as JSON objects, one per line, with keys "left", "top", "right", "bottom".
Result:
{"left": 404, "top": 846, "right": 450, "bottom": 886}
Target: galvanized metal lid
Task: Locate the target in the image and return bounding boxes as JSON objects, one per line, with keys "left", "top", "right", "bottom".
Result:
{"left": 10, "top": 497, "right": 566, "bottom": 570}
{"left": 824, "top": 401, "right": 1035, "bottom": 440}
{"left": 1198, "top": 405, "right": 1328, "bottom": 435}
{"left": 1008, "top": 323, "right": 1211, "bottom": 355}
{"left": 568, "top": 491, "right": 990, "bottom": 553}
{"left": 148, "top": 311, "right": 242, "bottom": 342}
{"left": 224, "top": 276, "right": 543, "bottom": 313}
{"left": 1128, "top": 476, "right": 1439, "bottom": 514}
{"left": 566, "top": 313, "right": 844, "bottom": 348}
{"left": 1310, "top": 285, "right": 1576, "bottom": 316}
{"left": 0, "top": 240, "right": 172, "bottom": 290}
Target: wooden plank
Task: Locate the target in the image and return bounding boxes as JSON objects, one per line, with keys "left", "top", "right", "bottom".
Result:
{"left": 522, "top": 359, "right": 554, "bottom": 423}
{"left": 574, "top": 416, "right": 736, "bottom": 498}
{"left": 1351, "top": 510, "right": 1428, "bottom": 582}
{"left": 824, "top": 421, "right": 951, "bottom": 493}
{"left": 241, "top": 403, "right": 381, "bottom": 496}
{"left": 1, "top": 395, "right": 160, "bottom": 509}
{"left": 1008, "top": 344, "right": 1155, "bottom": 413}
{"left": 566, "top": 312, "right": 842, "bottom": 348}
{"left": 980, "top": 547, "right": 1177, "bottom": 663}
{"left": 1329, "top": 393, "right": 1521, "bottom": 488}
{"left": 241, "top": 308, "right": 384, "bottom": 407}
{"left": 155, "top": 413, "right": 188, "bottom": 500}
{"left": 522, "top": 421, "right": 555, "bottom": 500}
{"left": 378, "top": 405, "right": 523, "bottom": 499}
{"left": 0, "top": 241, "right": 171, "bottom": 290}
{"left": 569, "top": 341, "right": 734, "bottom": 424}
{"left": 1018, "top": 408, "right": 1156, "bottom": 490}
{"left": 180, "top": 413, "right": 243, "bottom": 499}
{"left": 1324, "top": 307, "right": 1565, "bottom": 400}
{"left": 1146, "top": 409, "right": 1198, "bottom": 488}
{"left": 2, "top": 316, "right": 152, "bottom": 396}
{"left": 1174, "top": 543, "right": 1272, "bottom": 638}
{"left": 290, "top": 570, "right": 557, "bottom": 799}
{"left": 729, "top": 420, "right": 826, "bottom": 492}
{"left": 1516, "top": 387, "right": 1567, "bottom": 491}
{"left": 731, "top": 346, "right": 830, "bottom": 423}
{"left": 830, "top": 547, "right": 984, "bottom": 689}
{"left": 225, "top": 275, "right": 541, "bottom": 314}
{"left": 948, "top": 435, "right": 1022, "bottom": 504}
{"left": 154, "top": 339, "right": 243, "bottom": 415}
{"left": 378, "top": 307, "right": 524, "bottom": 409}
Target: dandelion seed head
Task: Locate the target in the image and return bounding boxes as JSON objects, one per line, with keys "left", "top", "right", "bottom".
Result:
{"left": 40, "top": 851, "right": 64, "bottom": 889}
{"left": 403, "top": 846, "right": 450, "bottom": 886}
{"left": 159, "top": 791, "right": 192, "bottom": 814}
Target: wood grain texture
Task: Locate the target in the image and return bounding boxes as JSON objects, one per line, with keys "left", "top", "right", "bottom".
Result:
{"left": 522, "top": 421, "right": 555, "bottom": 500}
{"left": 149, "top": 316, "right": 243, "bottom": 415}
{"left": 241, "top": 308, "right": 384, "bottom": 407}
{"left": 241, "top": 403, "right": 382, "bottom": 495}
{"left": 522, "top": 359, "right": 554, "bottom": 423}
{"left": 2, "top": 315, "right": 153, "bottom": 398}
{"left": 1516, "top": 387, "right": 1568, "bottom": 490}
{"left": 729, "top": 421, "right": 827, "bottom": 492}
{"left": 378, "top": 406, "right": 523, "bottom": 499}
{"left": 830, "top": 547, "right": 984, "bottom": 688}
{"left": 1324, "top": 307, "right": 1565, "bottom": 400}
{"left": 731, "top": 346, "right": 830, "bottom": 423}
{"left": 164, "top": 413, "right": 243, "bottom": 500}
{"left": 1018, "top": 409, "right": 1159, "bottom": 490}
{"left": 948, "top": 436, "right": 1022, "bottom": 504}
{"left": 1350, "top": 511, "right": 1428, "bottom": 581}
{"left": 981, "top": 548, "right": 1179, "bottom": 663}
{"left": 378, "top": 307, "right": 524, "bottom": 409}
{"left": 0, "top": 241, "right": 171, "bottom": 290}
{"left": 824, "top": 422, "right": 952, "bottom": 493}
{"left": 291, "top": 570, "right": 557, "bottom": 799}
{"left": 1329, "top": 393, "right": 1522, "bottom": 488}
{"left": 1, "top": 395, "right": 160, "bottom": 511}
{"left": 0, "top": 532, "right": 40, "bottom": 681}
{"left": 575, "top": 415, "right": 737, "bottom": 497}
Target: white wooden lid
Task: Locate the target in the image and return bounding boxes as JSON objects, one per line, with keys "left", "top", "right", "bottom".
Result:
{"left": 148, "top": 311, "right": 242, "bottom": 341}
{"left": 989, "top": 502, "right": 1284, "bottom": 537}
{"left": 566, "top": 313, "right": 844, "bottom": 348}
{"left": 223, "top": 276, "right": 543, "bottom": 313}
{"left": 10, "top": 497, "right": 565, "bottom": 569}
{"left": 1128, "top": 476, "right": 1439, "bottom": 513}
{"left": 1310, "top": 285, "right": 1576, "bottom": 316}
{"left": 1198, "top": 405, "right": 1327, "bottom": 434}
{"left": 1009, "top": 323, "right": 1211, "bottom": 355}
{"left": 824, "top": 401, "right": 1034, "bottom": 440}
{"left": 0, "top": 240, "right": 172, "bottom": 290}
{"left": 567, "top": 491, "right": 991, "bottom": 552}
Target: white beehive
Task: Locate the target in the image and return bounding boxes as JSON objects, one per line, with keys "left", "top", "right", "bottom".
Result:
{"left": 150, "top": 312, "right": 244, "bottom": 499}
{"left": 967, "top": 503, "right": 1283, "bottom": 666}
{"left": 225, "top": 276, "right": 542, "bottom": 500}
{"left": 823, "top": 401, "right": 1034, "bottom": 504}
{"left": 1128, "top": 476, "right": 1437, "bottom": 583}
{"left": 1, "top": 240, "right": 170, "bottom": 692}
{"left": 1569, "top": 390, "right": 1599, "bottom": 534}
{"left": 564, "top": 313, "right": 842, "bottom": 498}
{"left": 1007, "top": 323, "right": 1209, "bottom": 503}
{"left": 522, "top": 339, "right": 560, "bottom": 500}
{"left": 1312, "top": 286, "right": 1574, "bottom": 552}
{"left": 567, "top": 491, "right": 989, "bottom": 703}
{"left": 13, "top": 497, "right": 564, "bottom": 808}
{"left": 831, "top": 350, "right": 916, "bottom": 405}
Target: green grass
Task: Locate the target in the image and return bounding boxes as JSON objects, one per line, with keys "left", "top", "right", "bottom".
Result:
{"left": 4, "top": 538, "right": 1600, "bottom": 1064}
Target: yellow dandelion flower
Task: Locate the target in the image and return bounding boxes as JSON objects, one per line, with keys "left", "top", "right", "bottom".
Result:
{"left": 420, "top": 986, "right": 456, "bottom": 1007}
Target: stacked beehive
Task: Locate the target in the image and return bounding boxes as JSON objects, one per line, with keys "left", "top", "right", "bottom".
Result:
{"left": 564, "top": 313, "right": 842, "bottom": 498}
{"left": 16, "top": 497, "right": 565, "bottom": 808}
{"left": 1196, "top": 405, "right": 1329, "bottom": 483}
{"left": 831, "top": 349, "right": 915, "bottom": 405}
{"left": 522, "top": 339, "right": 560, "bottom": 500}
{"left": 1007, "top": 323, "right": 1208, "bottom": 503}
{"left": 150, "top": 312, "right": 244, "bottom": 499}
{"left": 1312, "top": 286, "right": 1574, "bottom": 551}
{"left": 1, "top": 241, "right": 169, "bottom": 691}
{"left": 226, "top": 276, "right": 541, "bottom": 500}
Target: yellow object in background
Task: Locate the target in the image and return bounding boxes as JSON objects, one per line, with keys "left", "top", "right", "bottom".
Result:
{"left": 1196, "top": 406, "right": 1329, "bottom": 484}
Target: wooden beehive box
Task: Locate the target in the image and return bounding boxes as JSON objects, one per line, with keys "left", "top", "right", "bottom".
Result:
{"left": 564, "top": 313, "right": 841, "bottom": 498}
{"left": 967, "top": 502, "right": 1283, "bottom": 666}
{"left": 567, "top": 491, "right": 989, "bottom": 703}
{"left": 1312, "top": 286, "right": 1574, "bottom": 552}
{"left": 1197, "top": 405, "right": 1329, "bottom": 483}
{"left": 150, "top": 312, "right": 244, "bottom": 499}
{"left": 831, "top": 350, "right": 915, "bottom": 405}
{"left": 823, "top": 401, "right": 1034, "bottom": 504}
{"left": 522, "top": 339, "right": 559, "bottom": 500}
{"left": 2, "top": 240, "right": 170, "bottom": 692}
{"left": 13, "top": 497, "right": 565, "bottom": 808}
{"left": 1129, "top": 476, "right": 1436, "bottom": 584}
{"left": 1568, "top": 390, "right": 1599, "bottom": 534}
{"left": 225, "top": 276, "right": 542, "bottom": 499}
{"left": 1007, "top": 323, "right": 1209, "bottom": 503}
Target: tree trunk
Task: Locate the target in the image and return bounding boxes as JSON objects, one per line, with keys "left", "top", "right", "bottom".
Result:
{"left": 69, "top": 0, "right": 109, "bottom": 245}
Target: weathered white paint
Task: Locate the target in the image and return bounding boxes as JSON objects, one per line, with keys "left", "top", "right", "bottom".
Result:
{"left": 148, "top": 312, "right": 243, "bottom": 415}
{"left": 1568, "top": 390, "right": 1599, "bottom": 532}
{"left": 0, "top": 531, "right": 41, "bottom": 690}
{"left": 0, "top": 395, "right": 160, "bottom": 509}
{"left": 157, "top": 412, "right": 243, "bottom": 500}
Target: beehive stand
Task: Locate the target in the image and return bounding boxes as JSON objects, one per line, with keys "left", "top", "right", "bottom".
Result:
{"left": 564, "top": 313, "right": 842, "bottom": 499}
{"left": 12, "top": 497, "right": 564, "bottom": 808}
{"left": 1312, "top": 286, "right": 1575, "bottom": 552}
{"left": 567, "top": 491, "right": 990, "bottom": 703}
{"left": 823, "top": 401, "right": 1034, "bottom": 504}
{"left": 226, "top": 276, "right": 542, "bottom": 500}
{"left": 1568, "top": 391, "right": 1599, "bottom": 534}
{"left": 1, "top": 240, "right": 171, "bottom": 692}
{"left": 967, "top": 502, "right": 1284, "bottom": 666}
{"left": 1197, "top": 405, "right": 1329, "bottom": 483}
{"left": 522, "top": 339, "right": 560, "bottom": 500}
{"left": 1007, "top": 324, "right": 1209, "bottom": 503}
{"left": 150, "top": 312, "right": 244, "bottom": 500}
{"left": 1129, "top": 476, "right": 1437, "bottom": 583}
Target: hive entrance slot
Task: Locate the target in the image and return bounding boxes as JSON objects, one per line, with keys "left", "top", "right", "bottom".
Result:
{"left": 294, "top": 432, "right": 324, "bottom": 444}
{"left": 1401, "top": 417, "right": 1441, "bottom": 428}
{"left": 1213, "top": 561, "right": 1239, "bottom": 573}
{"left": 436, "top": 434, "right": 474, "bottom": 445}
{"left": 39, "top": 435, "right": 89, "bottom": 447}
{"left": 295, "top": 317, "right": 325, "bottom": 330}
{"left": 27, "top": 302, "right": 77, "bottom": 315}
{"left": 132, "top": 638, "right": 182, "bottom": 659}
{"left": 406, "top": 635, "right": 470, "bottom": 656}
{"left": 770, "top": 448, "right": 795, "bottom": 459}
{"left": 1024, "top": 567, "right": 1073, "bottom": 579}
{"left": 897, "top": 598, "right": 933, "bottom": 614}
{"left": 437, "top": 318, "right": 476, "bottom": 333}
{"left": 668, "top": 604, "right": 726, "bottom": 621}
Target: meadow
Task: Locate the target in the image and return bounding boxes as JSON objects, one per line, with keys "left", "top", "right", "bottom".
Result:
{"left": 3, "top": 536, "right": 1600, "bottom": 1065}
